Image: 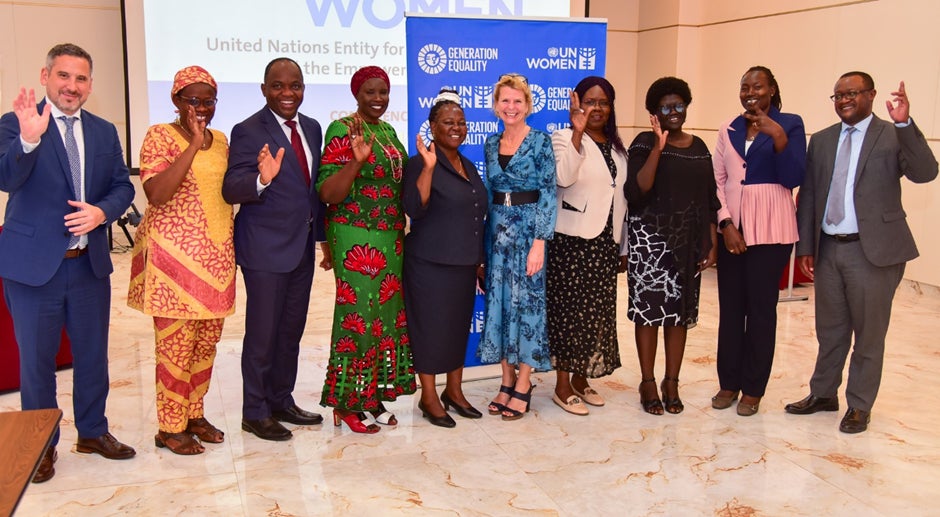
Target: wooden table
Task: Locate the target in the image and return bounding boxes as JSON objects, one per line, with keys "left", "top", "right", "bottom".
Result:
{"left": 0, "top": 409, "right": 62, "bottom": 517}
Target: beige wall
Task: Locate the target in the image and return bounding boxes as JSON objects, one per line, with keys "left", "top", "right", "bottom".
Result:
{"left": 1, "top": 0, "right": 938, "bottom": 285}
{"left": 592, "top": 0, "right": 940, "bottom": 286}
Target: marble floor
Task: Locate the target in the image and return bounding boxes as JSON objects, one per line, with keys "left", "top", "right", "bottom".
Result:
{"left": 4, "top": 246, "right": 940, "bottom": 517}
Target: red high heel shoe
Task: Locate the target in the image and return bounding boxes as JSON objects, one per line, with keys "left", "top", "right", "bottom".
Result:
{"left": 333, "top": 409, "right": 380, "bottom": 434}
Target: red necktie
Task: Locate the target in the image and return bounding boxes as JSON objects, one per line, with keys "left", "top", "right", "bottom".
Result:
{"left": 284, "top": 120, "right": 310, "bottom": 187}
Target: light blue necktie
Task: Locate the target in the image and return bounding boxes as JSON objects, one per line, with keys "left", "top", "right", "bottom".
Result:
{"left": 825, "top": 126, "right": 856, "bottom": 226}
{"left": 60, "top": 116, "right": 82, "bottom": 247}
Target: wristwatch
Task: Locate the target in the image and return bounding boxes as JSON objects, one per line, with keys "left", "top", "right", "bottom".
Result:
{"left": 718, "top": 218, "right": 734, "bottom": 230}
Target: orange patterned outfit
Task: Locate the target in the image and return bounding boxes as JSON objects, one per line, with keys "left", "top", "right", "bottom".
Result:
{"left": 128, "top": 124, "right": 234, "bottom": 433}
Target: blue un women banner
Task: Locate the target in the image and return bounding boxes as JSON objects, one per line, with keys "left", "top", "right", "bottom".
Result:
{"left": 404, "top": 14, "right": 607, "bottom": 366}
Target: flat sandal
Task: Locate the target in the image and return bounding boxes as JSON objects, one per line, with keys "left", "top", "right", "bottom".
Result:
{"left": 186, "top": 417, "right": 225, "bottom": 443}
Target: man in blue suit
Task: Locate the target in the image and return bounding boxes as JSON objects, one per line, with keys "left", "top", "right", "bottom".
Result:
{"left": 0, "top": 43, "right": 136, "bottom": 483}
{"left": 223, "top": 57, "right": 329, "bottom": 441}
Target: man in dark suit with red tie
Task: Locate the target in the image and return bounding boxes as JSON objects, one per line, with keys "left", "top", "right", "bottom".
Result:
{"left": 0, "top": 43, "right": 136, "bottom": 482}
{"left": 223, "top": 57, "right": 329, "bottom": 441}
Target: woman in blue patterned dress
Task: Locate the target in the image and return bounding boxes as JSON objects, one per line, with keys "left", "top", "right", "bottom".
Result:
{"left": 478, "top": 73, "right": 557, "bottom": 421}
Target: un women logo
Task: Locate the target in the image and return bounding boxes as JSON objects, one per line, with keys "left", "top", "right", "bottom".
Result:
{"left": 417, "top": 44, "right": 447, "bottom": 74}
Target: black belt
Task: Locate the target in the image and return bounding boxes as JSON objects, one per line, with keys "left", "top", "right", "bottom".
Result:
{"left": 64, "top": 248, "right": 88, "bottom": 258}
{"left": 824, "top": 233, "right": 860, "bottom": 242}
{"left": 492, "top": 190, "right": 539, "bottom": 207}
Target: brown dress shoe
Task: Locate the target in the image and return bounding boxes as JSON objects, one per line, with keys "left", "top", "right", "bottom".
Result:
{"left": 32, "top": 447, "right": 57, "bottom": 483}
{"left": 75, "top": 432, "right": 136, "bottom": 460}
{"left": 784, "top": 394, "right": 839, "bottom": 415}
{"left": 839, "top": 408, "right": 871, "bottom": 434}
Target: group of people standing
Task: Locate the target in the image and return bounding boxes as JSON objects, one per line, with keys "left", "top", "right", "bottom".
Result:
{"left": 1, "top": 41, "right": 935, "bottom": 484}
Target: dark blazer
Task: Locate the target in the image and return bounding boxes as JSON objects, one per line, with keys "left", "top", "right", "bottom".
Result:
{"left": 403, "top": 146, "right": 487, "bottom": 265}
{"left": 222, "top": 108, "right": 325, "bottom": 272}
{"left": 796, "top": 116, "right": 938, "bottom": 267}
{"left": 0, "top": 102, "right": 134, "bottom": 285}
{"left": 714, "top": 106, "right": 805, "bottom": 228}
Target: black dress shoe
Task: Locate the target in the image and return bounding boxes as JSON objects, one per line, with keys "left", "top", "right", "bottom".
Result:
{"left": 441, "top": 392, "right": 483, "bottom": 419}
{"left": 272, "top": 404, "right": 324, "bottom": 425}
{"left": 784, "top": 394, "right": 839, "bottom": 415}
{"left": 418, "top": 401, "right": 456, "bottom": 428}
{"left": 839, "top": 408, "right": 871, "bottom": 434}
{"left": 32, "top": 446, "right": 57, "bottom": 483}
{"left": 75, "top": 432, "right": 136, "bottom": 460}
{"left": 242, "top": 417, "right": 292, "bottom": 441}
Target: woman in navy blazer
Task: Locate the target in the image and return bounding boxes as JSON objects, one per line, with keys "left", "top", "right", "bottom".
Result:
{"left": 403, "top": 89, "right": 488, "bottom": 428}
{"left": 711, "top": 66, "right": 806, "bottom": 416}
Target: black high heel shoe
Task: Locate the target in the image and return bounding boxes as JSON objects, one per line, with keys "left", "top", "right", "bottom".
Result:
{"left": 661, "top": 377, "right": 684, "bottom": 414}
{"left": 501, "top": 384, "right": 535, "bottom": 421}
{"left": 639, "top": 378, "right": 664, "bottom": 415}
{"left": 488, "top": 384, "right": 514, "bottom": 415}
{"left": 417, "top": 401, "right": 456, "bottom": 428}
{"left": 441, "top": 391, "right": 483, "bottom": 419}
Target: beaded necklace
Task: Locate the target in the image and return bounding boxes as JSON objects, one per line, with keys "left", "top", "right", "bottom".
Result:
{"left": 363, "top": 122, "right": 403, "bottom": 182}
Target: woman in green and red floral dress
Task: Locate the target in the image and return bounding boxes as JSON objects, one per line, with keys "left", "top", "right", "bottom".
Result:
{"left": 316, "top": 66, "right": 415, "bottom": 434}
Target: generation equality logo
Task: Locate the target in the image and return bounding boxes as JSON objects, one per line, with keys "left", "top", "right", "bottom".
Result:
{"left": 418, "top": 43, "right": 597, "bottom": 76}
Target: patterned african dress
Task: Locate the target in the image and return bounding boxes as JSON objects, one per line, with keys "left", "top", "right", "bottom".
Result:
{"left": 624, "top": 131, "right": 719, "bottom": 327}
{"left": 546, "top": 141, "right": 622, "bottom": 377}
{"left": 317, "top": 117, "right": 416, "bottom": 411}
{"left": 477, "top": 129, "right": 557, "bottom": 371}
{"left": 128, "top": 124, "right": 235, "bottom": 432}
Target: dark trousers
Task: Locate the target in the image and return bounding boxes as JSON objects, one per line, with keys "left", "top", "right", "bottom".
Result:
{"left": 716, "top": 238, "right": 792, "bottom": 397}
{"left": 240, "top": 233, "right": 315, "bottom": 420}
{"left": 3, "top": 254, "right": 111, "bottom": 445}
{"left": 809, "top": 235, "right": 903, "bottom": 411}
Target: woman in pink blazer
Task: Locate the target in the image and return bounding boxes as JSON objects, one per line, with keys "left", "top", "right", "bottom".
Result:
{"left": 711, "top": 66, "right": 806, "bottom": 416}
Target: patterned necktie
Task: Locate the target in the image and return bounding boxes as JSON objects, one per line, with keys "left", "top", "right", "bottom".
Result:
{"left": 825, "top": 126, "right": 857, "bottom": 225}
{"left": 284, "top": 120, "right": 310, "bottom": 187}
{"left": 60, "top": 116, "right": 82, "bottom": 247}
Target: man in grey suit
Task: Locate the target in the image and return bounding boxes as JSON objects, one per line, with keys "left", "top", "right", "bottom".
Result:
{"left": 785, "top": 71, "right": 937, "bottom": 433}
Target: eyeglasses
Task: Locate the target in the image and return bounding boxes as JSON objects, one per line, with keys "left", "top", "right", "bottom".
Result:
{"left": 829, "top": 89, "right": 872, "bottom": 102}
{"left": 176, "top": 95, "right": 219, "bottom": 108}
{"left": 582, "top": 99, "right": 611, "bottom": 109}
{"left": 658, "top": 103, "right": 686, "bottom": 115}
{"left": 499, "top": 73, "right": 528, "bottom": 84}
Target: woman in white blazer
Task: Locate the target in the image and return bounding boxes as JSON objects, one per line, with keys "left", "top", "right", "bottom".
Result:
{"left": 547, "top": 76, "right": 628, "bottom": 416}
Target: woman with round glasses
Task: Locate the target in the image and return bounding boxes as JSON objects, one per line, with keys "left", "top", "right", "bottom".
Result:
{"left": 546, "top": 76, "right": 628, "bottom": 416}
{"left": 129, "top": 66, "right": 234, "bottom": 454}
{"left": 624, "top": 76, "right": 719, "bottom": 415}
{"left": 479, "top": 73, "right": 557, "bottom": 421}
{"left": 711, "top": 66, "right": 805, "bottom": 416}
